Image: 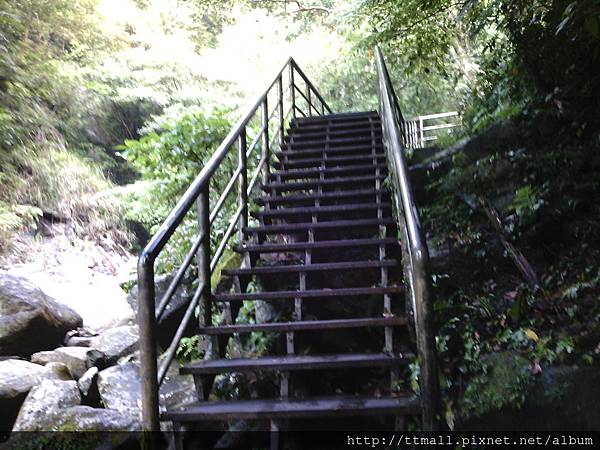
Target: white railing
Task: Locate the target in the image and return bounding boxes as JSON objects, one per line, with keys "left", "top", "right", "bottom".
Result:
{"left": 404, "top": 111, "right": 460, "bottom": 149}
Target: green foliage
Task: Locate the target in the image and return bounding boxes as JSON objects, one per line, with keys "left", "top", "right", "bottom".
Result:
{"left": 461, "top": 351, "right": 533, "bottom": 417}
{"left": 356, "top": 0, "right": 600, "bottom": 131}
{"left": 119, "top": 105, "right": 233, "bottom": 270}
{"left": 177, "top": 335, "right": 201, "bottom": 361}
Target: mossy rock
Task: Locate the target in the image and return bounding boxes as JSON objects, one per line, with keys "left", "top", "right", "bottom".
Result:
{"left": 459, "top": 352, "right": 600, "bottom": 430}
{"left": 459, "top": 350, "right": 532, "bottom": 422}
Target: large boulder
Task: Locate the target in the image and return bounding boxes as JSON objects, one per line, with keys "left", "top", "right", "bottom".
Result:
{"left": 31, "top": 346, "right": 101, "bottom": 379}
{"left": 128, "top": 273, "right": 195, "bottom": 348}
{"left": 90, "top": 325, "right": 139, "bottom": 364}
{"left": 12, "top": 379, "right": 81, "bottom": 431}
{"left": 0, "top": 272, "right": 82, "bottom": 357}
{"left": 0, "top": 359, "right": 67, "bottom": 432}
{"left": 6, "top": 379, "right": 137, "bottom": 448}
{"left": 97, "top": 361, "right": 195, "bottom": 423}
{"left": 459, "top": 353, "right": 600, "bottom": 430}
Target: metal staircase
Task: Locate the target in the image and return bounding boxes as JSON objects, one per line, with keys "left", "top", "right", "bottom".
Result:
{"left": 137, "top": 48, "right": 439, "bottom": 449}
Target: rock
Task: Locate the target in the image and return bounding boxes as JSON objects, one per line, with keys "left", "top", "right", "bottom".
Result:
{"left": 128, "top": 272, "right": 196, "bottom": 348}
{"left": 0, "top": 272, "right": 82, "bottom": 357}
{"left": 44, "top": 362, "right": 73, "bottom": 381}
{"left": 7, "top": 378, "right": 136, "bottom": 447}
{"left": 459, "top": 354, "right": 600, "bottom": 431}
{"left": 0, "top": 359, "right": 77, "bottom": 432}
{"left": 52, "top": 405, "right": 139, "bottom": 431}
{"left": 31, "top": 346, "right": 99, "bottom": 379}
{"left": 64, "top": 327, "right": 98, "bottom": 347}
{"left": 0, "top": 360, "right": 46, "bottom": 399}
{"left": 90, "top": 325, "right": 139, "bottom": 364}
{"left": 97, "top": 361, "right": 195, "bottom": 423}
{"left": 12, "top": 379, "right": 81, "bottom": 431}
{"left": 78, "top": 366, "right": 98, "bottom": 397}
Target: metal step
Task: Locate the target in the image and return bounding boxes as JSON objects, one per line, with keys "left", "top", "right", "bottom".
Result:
{"left": 276, "top": 146, "right": 384, "bottom": 159}
{"left": 164, "top": 395, "right": 420, "bottom": 422}
{"left": 293, "top": 111, "right": 379, "bottom": 124}
{"left": 260, "top": 174, "right": 386, "bottom": 192}
{"left": 223, "top": 259, "right": 397, "bottom": 276}
{"left": 213, "top": 286, "right": 402, "bottom": 302}
{"left": 253, "top": 203, "right": 392, "bottom": 219}
{"left": 284, "top": 136, "right": 376, "bottom": 149}
{"left": 285, "top": 129, "right": 381, "bottom": 141}
{"left": 197, "top": 316, "right": 406, "bottom": 335}
{"left": 255, "top": 188, "right": 389, "bottom": 206}
{"left": 274, "top": 154, "right": 387, "bottom": 169}
{"left": 234, "top": 237, "right": 398, "bottom": 254}
{"left": 180, "top": 352, "right": 414, "bottom": 375}
{"left": 243, "top": 217, "right": 394, "bottom": 234}
{"left": 269, "top": 164, "right": 387, "bottom": 181}
{"left": 292, "top": 120, "right": 381, "bottom": 134}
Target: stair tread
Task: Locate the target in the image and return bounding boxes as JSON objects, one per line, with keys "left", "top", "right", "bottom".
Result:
{"left": 292, "top": 121, "right": 381, "bottom": 133}
{"left": 275, "top": 154, "right": 387, "bottom": 168}
{"left": 235, "top": 237, "right": 398, "bottom": 253}
{"left": 197, "top": 316, "right": 407, "bottom": 334}
{"left": 261, "top": 174, "right": 386, "bottom": 191}
{"left": 224, "top": 259, "right": 397, "bottom": 276}
{"left": 284, "top": 136, "right": 376, "bottom": 148}
{"left": 270, "top": 164, "right": 387, "bottom": 178}
{"left": 273, "top": 149, "right": 385, "bottom": 161}
{"left": 294, "top": 111, "right": 379, "bottom": 123}
{"left": 243, "top": 218, "right": 394, "bottom": 233}
{"left": 276, "top": 150, "right": 385, "bottom": 161}
{"left": 254, "top": 202, "right": 392, "bottom": 217}
{"left": 285, "top": 129, "right": 381, "bottom": 140}
{"left": 164, "top": 394, "right": 419, "bottom": 421}
{"left": 255, "top": 188, "right": 389, "bottom": 205}
{"left": 214, "top": 286, "right": 402, "bottom": 302}
{"left": 180, "top": 352, "right": 414, "bottom": 374}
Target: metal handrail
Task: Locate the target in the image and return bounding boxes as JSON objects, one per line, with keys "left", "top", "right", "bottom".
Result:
{"left": 137, "top": 57, "right": 331, "bottom": 432}
{"left": 375, "top": 46, "right": 440, "bottom": 430}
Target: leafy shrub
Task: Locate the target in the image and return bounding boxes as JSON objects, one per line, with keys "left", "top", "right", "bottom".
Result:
{"left": 119, "top": 105, "right": 234, "bottom": 270}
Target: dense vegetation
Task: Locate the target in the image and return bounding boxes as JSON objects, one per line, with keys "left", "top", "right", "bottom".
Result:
{"left": 1, "top": 0, "right": 598, "bottom": 429}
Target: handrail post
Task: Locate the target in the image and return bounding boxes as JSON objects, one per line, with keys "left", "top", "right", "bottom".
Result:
{"left": 289, "top": 62, "right": 296, "bottom": 120}
{"left": 413, "top": 254, "right": 438, "bottom": 430}
{"left": 278, "top": 75, "right": 285, "bottom": 146}
{"left": 138, "top": 257, "right": 160, "bottom": 435}
{"left": 197, "top": 185, "right": 213, "bottom": 365}
{"left": 261, "top": 98, "right": 270, "bottom": 184}
{"left": 238, "top": 128, "right": 248, "bottom": 242}
{"left": 306, "top": 83, "right": 312, "bottom": 116}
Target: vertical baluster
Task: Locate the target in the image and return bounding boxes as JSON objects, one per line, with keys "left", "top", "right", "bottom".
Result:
{"left": 306, "top": 83, "right": 312, "bottom": 116}
{"left": 238, "top": 128, "right": 248, "bottom": 243}
{"left": 138, "top": 261, "right": 159, "bottom": 436}
{"left": 289, "top": 62, "right": 296, "bottom": 120}
{"left": 196, "top": 185, "right": 213, "bottom": 400}
{"left": 278, "top": 75, "right": 284, "bottom": 147}
{"left": 419, "top": 117, "right": 424, "bottom": 149}
{"left": 261, "top": 98, "right": 270, "bottom": 185}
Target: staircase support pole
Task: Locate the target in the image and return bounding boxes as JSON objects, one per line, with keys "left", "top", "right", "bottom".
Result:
{"left": 197, "top": 185, "right": 214, "bottom": 399}
{"left": 413, "top": 255, "right": 439, "bottom": 430}
{"left": 138, "top": 258, "right": 160, "bottom": 437}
